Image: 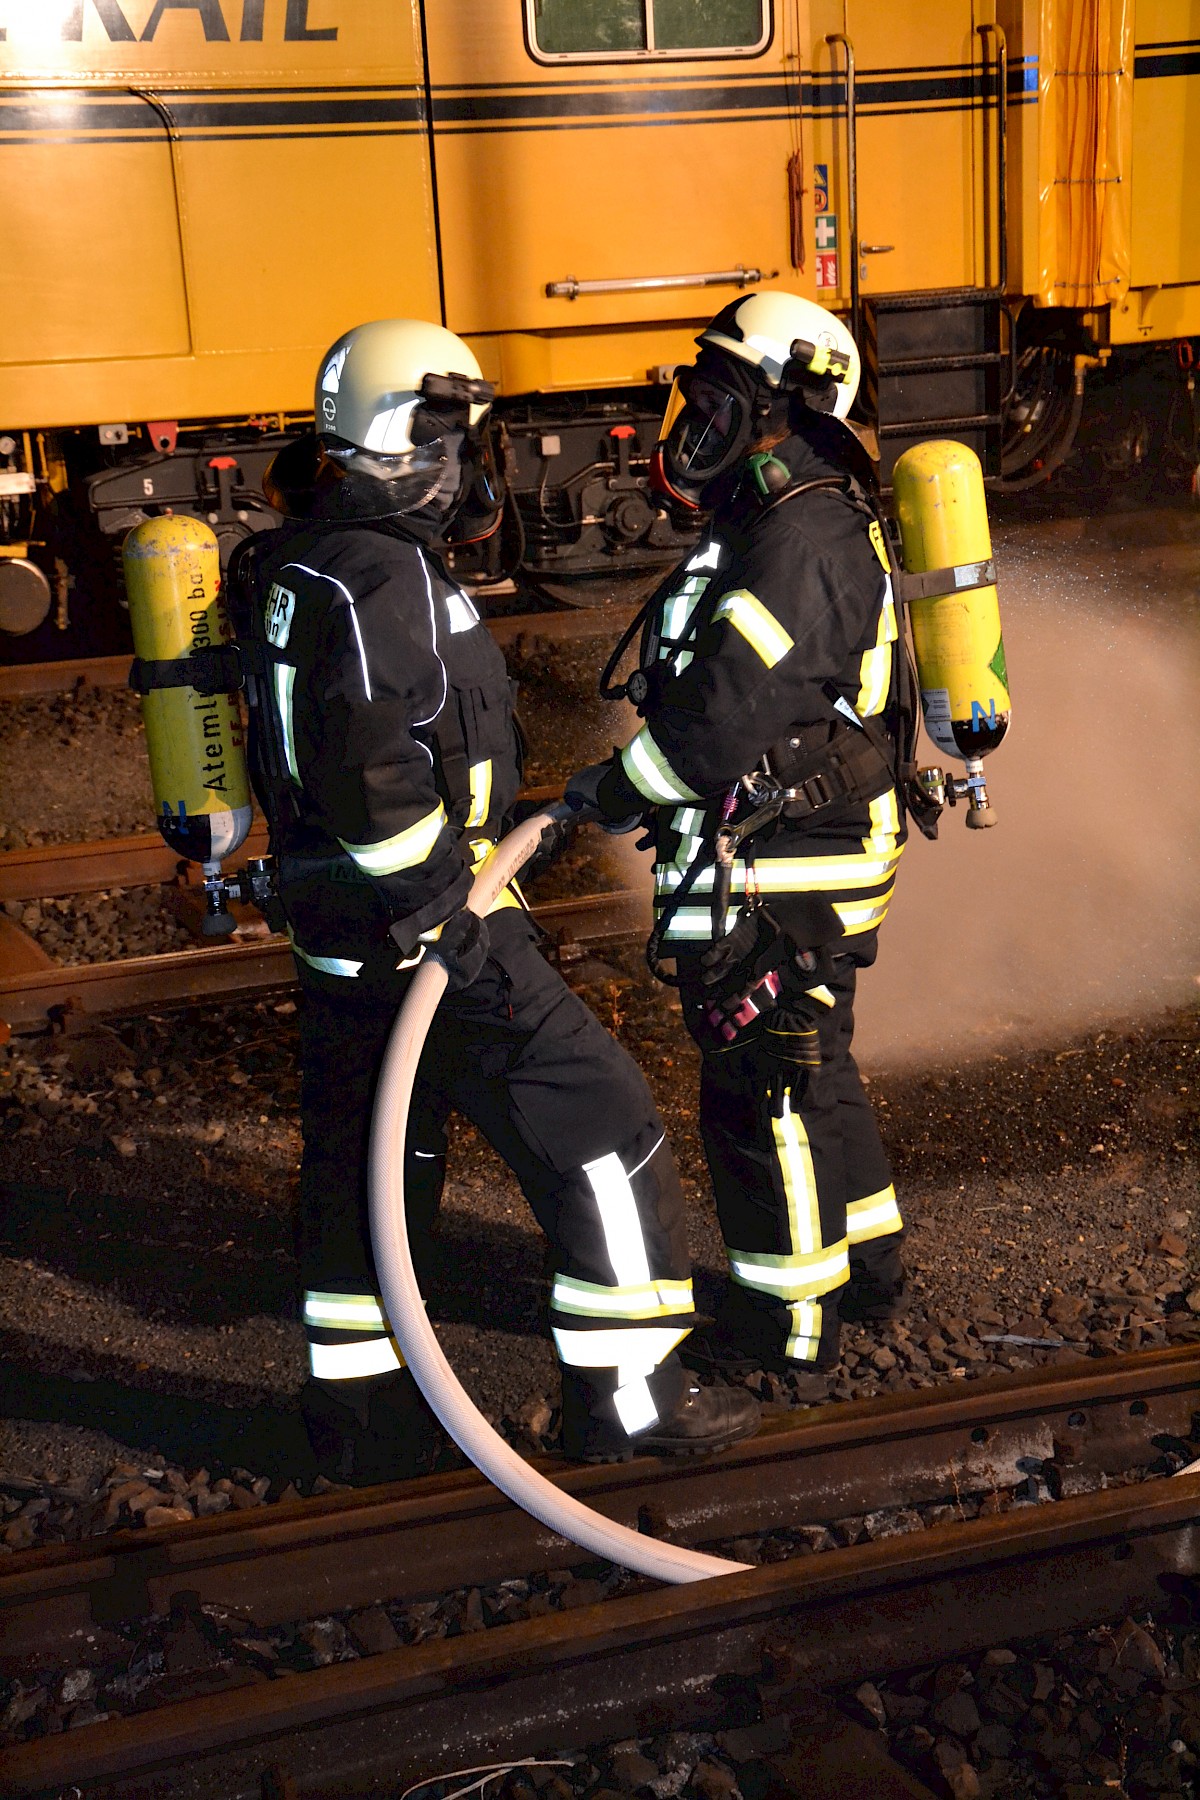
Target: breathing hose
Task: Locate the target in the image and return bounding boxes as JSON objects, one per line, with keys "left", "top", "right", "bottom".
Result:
{"left": 368, "top": 803, "right": 749, "bottom": 1584}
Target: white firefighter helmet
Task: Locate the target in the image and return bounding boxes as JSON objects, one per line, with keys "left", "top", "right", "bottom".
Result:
{"left": 315, "top": 318, "right": 493, "bottom": 452}
{"left": 311, "top": 319, "right": 497, "bottom": 527}
{"left": 651, "top": 291, "right": 863, "bottom": 509}
{"left": 698, "top": 291, "right": 861, "bottom": 421}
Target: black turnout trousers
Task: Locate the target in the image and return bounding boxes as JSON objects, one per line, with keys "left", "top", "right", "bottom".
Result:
{"left": 297, "top": 910, "right": 693, "bottom": 1421}
{"left": 679, "top": 932, "right": 901, "bottom": 1366}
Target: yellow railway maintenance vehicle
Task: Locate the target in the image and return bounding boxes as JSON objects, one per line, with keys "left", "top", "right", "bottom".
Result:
{"left": 0, "top": 0, "right": 1197, "bottom": 651}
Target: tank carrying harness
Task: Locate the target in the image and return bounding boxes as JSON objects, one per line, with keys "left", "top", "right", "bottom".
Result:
{"left": 128, "top": 641, "right": 272, "bottom": 697}
{"left": 894, "top": 558, "right": 996, "bottom": 602}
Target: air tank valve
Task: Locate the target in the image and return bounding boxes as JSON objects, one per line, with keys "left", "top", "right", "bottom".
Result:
{"left": 914, "top": 758, "right": 996, "bottom": 827}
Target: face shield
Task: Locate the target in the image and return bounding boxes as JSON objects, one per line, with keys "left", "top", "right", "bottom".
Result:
{"left": 315, "top": 370, "right": 497, "bottom": 529}
{"left": 650, "top": 362, "right": 756, "bottom": 510}
{"left": 316, "top": 435, "right": 461, "bottom": 523}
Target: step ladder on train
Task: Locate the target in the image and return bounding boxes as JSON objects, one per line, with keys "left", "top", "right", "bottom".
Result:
{"left": 860, "top": 292, "right": 1006, "bottom": 487}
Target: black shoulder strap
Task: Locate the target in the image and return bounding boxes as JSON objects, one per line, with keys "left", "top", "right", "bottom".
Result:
{"left": 427, "top": 705, "right": 473, "bottom": 830}
{"left": 758, "top": 471, "right": 934, "bottom": 827}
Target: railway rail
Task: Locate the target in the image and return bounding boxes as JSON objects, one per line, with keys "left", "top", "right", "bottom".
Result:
{"left": 0, "top": 886, "right": 646, "bottom": 1033}
{"left": 0, "top": 608, "right": 645, "bottom": 1029}
{"left": 0, "top": 604, "right": 636, "bottom": 705}
{"left": 2, "top": 1342, "right": 1199, "bottom": 1797}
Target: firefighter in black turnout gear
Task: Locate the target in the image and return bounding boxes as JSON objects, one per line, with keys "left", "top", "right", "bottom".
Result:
{"left": 234, "top": 319, "right": 759, "bottom": 1474}
{"left": 569, "top": 293, "right": 908, "bottom": 1396}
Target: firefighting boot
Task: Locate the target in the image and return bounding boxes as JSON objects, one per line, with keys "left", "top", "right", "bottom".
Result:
{"left": 300, "top": 1370, "right": 446, "bottom": 1485}
{"left": 679, "top": 1287, "right": 839, "bottom": 1399}
{"left": 679, "top": 1332, "right": 833, "bottom": 1400}
{"left": 838, "top": 1235, "right": 910, "bottom": 1323}
{"left": 559, "top": 1362, "right": 761, "bottom": 1464}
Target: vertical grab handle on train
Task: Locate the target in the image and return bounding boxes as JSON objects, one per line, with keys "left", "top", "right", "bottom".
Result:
{"left": 824, "top": 32, "right": 858, "bottom": 345}
{"left": 976, "top": 22, "right": 1009, "bottom": 297}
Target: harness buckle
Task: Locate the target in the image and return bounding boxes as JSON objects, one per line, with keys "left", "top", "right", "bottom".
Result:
{"left": 798, "top": 769, "right": 840, "bottom": 811}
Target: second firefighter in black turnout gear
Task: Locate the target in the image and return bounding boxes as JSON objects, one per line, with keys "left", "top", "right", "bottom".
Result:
{"left": 234, "top": 318, "right": 758, "bottom": 1473}
{"left": 571, "top": 292, "right": 910, "bottom": 1391}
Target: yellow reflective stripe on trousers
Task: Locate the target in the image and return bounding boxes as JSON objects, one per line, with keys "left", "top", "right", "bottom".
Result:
{"left": 584, "top": 1150, "right": 652, "bottom": 1286}
{"left": 614, "top": 1375, "right": 659, "bottom": 1435}
{"left": 847, "top": 1185, "right": 904, "bottom": 1243}
{"left": 303, "top": 1291, "right": 386, "bottom": 1330}
{"left": 620, "top": 725, "right": 702, "bottom": 805}
{"left": 833, "top": 885, "right": 896, "bottom": 933}
{"left": 339, "top": 801, "right": 447, "bottom": 876}
{"left": 786, "top": 1300, "right": 823, "bottom": 1362}
{"left": 712, "top": 587, "right": 794, "bottom": 668}
{"left": 551, "top": 1274, "right": 695, "bottom": 1320}
{"left": 551, "top": 1324, "right": 690, "bottom": 1378}
{"left": 275, "top": 664, "right": 300, "bottom": 784}
{"left": 723, "top": 1099, "right": 851, "bottom": 1308}
{"left": 728, "top": 1240, "right": 849, "bottom": 1300}
{"left": 308, "top": 1336, "right": 404, "bottom": 1379}
{"left": 465, "top": 759, "right": 492, "bottom": 829}
{"left": 774, "top": 1095, "right": 821, "bottom": 1260}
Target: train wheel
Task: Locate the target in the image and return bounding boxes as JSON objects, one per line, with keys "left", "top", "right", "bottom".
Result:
{"left": 996, "top": 346, "right": 1084, "bottom": 492}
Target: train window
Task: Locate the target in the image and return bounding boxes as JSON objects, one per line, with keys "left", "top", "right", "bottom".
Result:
{"left": 529, "top": 0, "right": 769, "bottom": 60}
{"left": 654, "top": 0, "right": 765, "bottom": 51}
{"left": 534, "top": 0, "right": 646, "bottom": 54}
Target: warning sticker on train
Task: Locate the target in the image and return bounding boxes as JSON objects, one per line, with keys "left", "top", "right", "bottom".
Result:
{"left": 813, "top": 164, "right": 829, "bottom": 212}
{"left": 815, "top": 254, "right": 839, "bottom": 291}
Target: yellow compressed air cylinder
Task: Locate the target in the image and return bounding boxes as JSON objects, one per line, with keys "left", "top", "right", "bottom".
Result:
{"left": 122, "top": 516, "right": 252, "bottom": 868}
{"left": 892, "top": 440, "right": 1011, "bottom": 764}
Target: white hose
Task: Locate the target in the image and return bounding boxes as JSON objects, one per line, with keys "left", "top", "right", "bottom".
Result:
{"left": 368, "top": 806, "right": 748, "bottom": 1583}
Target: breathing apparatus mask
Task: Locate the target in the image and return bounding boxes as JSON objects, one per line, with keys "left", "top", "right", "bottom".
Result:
{"left": 651, "top": 355, "right": 774, "bottom": 511}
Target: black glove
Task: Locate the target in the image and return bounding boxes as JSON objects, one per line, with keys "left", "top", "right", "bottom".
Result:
{"left": 393, "top": 908, "right": 489, "bottom": 992}
{"left": 762, "top": 1005, "right": 822, "bottom": 1118}
{"left": 564, "top": 760, "right": 644, "bottom": 835}
{"left": 507, "top": 797, "right": 579, "bottom": 880}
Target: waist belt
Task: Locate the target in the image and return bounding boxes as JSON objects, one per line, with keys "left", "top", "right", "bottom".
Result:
{"left": 766, "top": 707, "right": 896, "bottom": 826}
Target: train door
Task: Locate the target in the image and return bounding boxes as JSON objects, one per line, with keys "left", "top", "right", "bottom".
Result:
{"left": 0, "top": 4, "right": 440, "bottom": 427}
{"left": 421, "top": 0, "right": 813, "bottom": 591}
{"left": 802, "top": 3, "right": 1008, "bottom": 478}
{"left": 1130, "top": 0, "right": 1200, "bottom": 297}
{"left": 804, "top": 1, "right": 997, "bottom": 317}
{"left": 420, "top": 0, "right": 802, "bottom": 393}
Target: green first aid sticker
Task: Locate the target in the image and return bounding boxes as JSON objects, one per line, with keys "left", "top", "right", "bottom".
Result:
{"left": 814, "top": 214, "right": 838, "bottom": 252}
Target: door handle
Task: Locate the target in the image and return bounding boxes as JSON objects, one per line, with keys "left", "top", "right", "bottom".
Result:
{"left": 976, "top": 21, "right": 1009, "bottom": 295}
{"left": 861, "top": 244, "right": 895, "bottom": 255}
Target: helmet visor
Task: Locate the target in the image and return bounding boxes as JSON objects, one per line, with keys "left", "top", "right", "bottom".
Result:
{"left": 317, "top": 434, "right": 461, "bottom": 521}
{"left": 664, "top": 368, "right": 747, "bottom": 478}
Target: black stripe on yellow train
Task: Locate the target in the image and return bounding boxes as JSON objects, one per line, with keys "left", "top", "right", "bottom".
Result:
{"left": 0, "top": 0, "right": 1196, "bottom": 651}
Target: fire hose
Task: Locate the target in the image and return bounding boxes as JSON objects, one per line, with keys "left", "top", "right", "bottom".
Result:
{"left": 368, "top": 803, "right": 748, "bottom": 1584}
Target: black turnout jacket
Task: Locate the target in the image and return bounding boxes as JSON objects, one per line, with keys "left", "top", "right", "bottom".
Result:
{"left": 604, "top": 426, "right": 907, "bottom": 949}
{"left": 240, "top": 521, "right": 521, "bottom": 979}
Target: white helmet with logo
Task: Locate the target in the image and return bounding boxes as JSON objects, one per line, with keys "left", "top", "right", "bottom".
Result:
{"left": 316, "top": 319, "right": 492, "bottom": 451}
{"left": 312, "top": 319, "right": 496, "bottom": 528}
{"left": 697, "top": 291, "right": 860, "bottom": 421}
{"left": 651, "top": 291, "right": 862, "bottom": 510}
